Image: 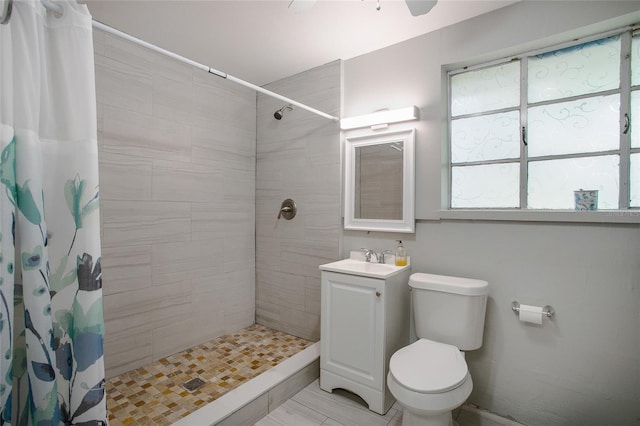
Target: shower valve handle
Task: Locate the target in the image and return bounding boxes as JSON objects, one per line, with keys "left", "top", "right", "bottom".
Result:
{"left": 277, "top": 199, "right": 297, "bottom": 220}
{"left": 278, "top": 206, "right": 292, "bottom": 218}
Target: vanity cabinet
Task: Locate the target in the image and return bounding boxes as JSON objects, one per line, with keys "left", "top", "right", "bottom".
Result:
{"left": 319, "top": 265, "right": 410, "bottom": 415}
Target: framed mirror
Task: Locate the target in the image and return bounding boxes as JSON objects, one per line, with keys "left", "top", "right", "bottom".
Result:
{"left": 344, "top": 129, "right": 415, "bottom": 233}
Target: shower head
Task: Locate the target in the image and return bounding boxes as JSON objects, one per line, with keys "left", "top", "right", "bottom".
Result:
{"left": 274, "top": 104, "right": 293, "bottom": 120}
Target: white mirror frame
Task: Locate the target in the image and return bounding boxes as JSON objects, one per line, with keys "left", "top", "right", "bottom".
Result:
{"left": 344, "top": 128, "right": 415, "bottom": 233}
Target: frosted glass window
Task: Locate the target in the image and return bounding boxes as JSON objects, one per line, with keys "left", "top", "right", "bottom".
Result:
{"left": 528, "top": 94, "right": 620, "bottom": 157}
{"left": 632, "top": 32, "right": 640, "bottom": 87}
{"left": 631, "top": 154, "right": 640, "bottom": 208}
{"left": 632, "top": 90, "right": 640, "bottom": 149}
{"left": 451, "top": 62, "right": 520, "bottom": 117}
{"left": 451, "top": 163, "right": 519, "bottom": 208}
{"left": 451, "top": 111, "right": 520, "bottom": 163}
{"left": 528, "top": 155, "right": 619, "bottom": 209}
{"left": 449, "top": 28, "right": 638, "bottom": 213}
{"left": 528, "top": 36, "right": 620, "bottom": 103}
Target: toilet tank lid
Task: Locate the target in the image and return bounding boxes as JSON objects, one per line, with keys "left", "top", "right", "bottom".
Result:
{"left": 409, "top": 273, "right": 488, "bottom": 296}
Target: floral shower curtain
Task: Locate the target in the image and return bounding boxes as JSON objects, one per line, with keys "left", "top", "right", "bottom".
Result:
{"left": 0, "top": 0, "right": 107, "bottom": 424}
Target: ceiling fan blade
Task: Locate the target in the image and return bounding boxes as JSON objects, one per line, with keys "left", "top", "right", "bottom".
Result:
{"left": 288, "top": 0, "right": 318, "bottom": 13}
{"left": 405, "top": 0, "right": 437, "bottom": 16}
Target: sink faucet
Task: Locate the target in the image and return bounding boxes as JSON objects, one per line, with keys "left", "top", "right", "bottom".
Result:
{"left": 379, "top": 250, "right": 393, "bottom": 264}
{"left": 361, "top": 249, "right": 378, "bottom": 263}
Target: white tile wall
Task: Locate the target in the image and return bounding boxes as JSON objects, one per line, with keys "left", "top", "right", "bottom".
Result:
{"left": 96, "top": 31, "right": 340, "bottom": 377}
{"left": 100, "top": 245, "right": 152, "bottom": 296}
{"left": 94, "top": 28, "right": 257, "bottom": 378}
{"left": 102, "top": 106, "right": 191, "bottom": 162}
{"left": 255, "top": 61, "right": 342, "bottom": 341}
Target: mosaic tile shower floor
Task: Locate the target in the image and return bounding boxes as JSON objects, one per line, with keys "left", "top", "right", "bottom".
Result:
{"left": 106, "top": 324, "right": 314, "bottom": 425}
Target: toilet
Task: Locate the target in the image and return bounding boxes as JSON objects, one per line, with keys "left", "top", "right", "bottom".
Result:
{"left": 387, "top": 273, "right": 488, "bottom": 426}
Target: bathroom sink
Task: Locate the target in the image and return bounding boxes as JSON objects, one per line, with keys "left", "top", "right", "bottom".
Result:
{"left": 319, "top": 257, "right": 409, "bottom": 279}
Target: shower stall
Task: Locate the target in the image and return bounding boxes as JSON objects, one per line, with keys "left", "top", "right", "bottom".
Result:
{"left": 93, "top": 18, "right": 341, "bottom": 424}
{"left": 94, "top": 19, "right": 340, "bottom": 379}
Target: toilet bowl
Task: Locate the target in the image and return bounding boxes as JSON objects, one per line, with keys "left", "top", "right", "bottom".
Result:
{"left": 387, "top": 338, "right": 472, "bottom": 426}
{"left": 387, "top": 273, "right": 488, "bottom": 426}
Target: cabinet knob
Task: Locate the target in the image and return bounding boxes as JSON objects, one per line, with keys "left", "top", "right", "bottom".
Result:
{"left": 376, "top": 291, "right": 381, "bottom": 297}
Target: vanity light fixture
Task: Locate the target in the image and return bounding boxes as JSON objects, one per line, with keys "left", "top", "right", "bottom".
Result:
{"left": 340, "top": 106, "right": 420, "bottom": 130}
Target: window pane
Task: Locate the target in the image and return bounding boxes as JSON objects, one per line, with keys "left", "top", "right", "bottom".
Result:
{"left": 451, "top": 62, "right": 520, "bottom": 117}
{"left": 528, "top": 94, "right": 620, "bottom": 157}
{"left": 451, "top": 163, "right": 519, "bottom": 208}
{"left": 631, "top": 153, "right": 640, "bottom": 208}
{"left": 632, "top": 31, "right": 640, "bottom": 86}
{"left": 632, "top": 90, "right": 640, "bottom": 149}
{"left": 528, "top": 155, "right": 619, "bottom": 209}
{"left": 451, "top": 111, "right": 520, "bottom": 163}
{"left": 528, "top": 35, "right": 621, "bottom": 103}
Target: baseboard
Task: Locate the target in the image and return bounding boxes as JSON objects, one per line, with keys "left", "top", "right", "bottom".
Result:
{"left": 459, "top": 403, "right": 525, "bottom": 426}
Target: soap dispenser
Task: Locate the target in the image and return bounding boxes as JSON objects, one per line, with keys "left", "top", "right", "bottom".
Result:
{"left": 395, "top": 240, "right": 407, "bottom": 266}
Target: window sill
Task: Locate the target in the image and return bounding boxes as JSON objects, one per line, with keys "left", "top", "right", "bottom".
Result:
{"left": 437, "top": 209, "right": 640, "bottom": 224}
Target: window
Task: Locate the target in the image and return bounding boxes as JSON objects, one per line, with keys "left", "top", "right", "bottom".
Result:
{"left": 449, "top": 28, "right": 640, "bottom": 211}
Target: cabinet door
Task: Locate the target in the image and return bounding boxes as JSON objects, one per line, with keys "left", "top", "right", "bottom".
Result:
{"left": 321, "top": 272, "right": 384, "bottom": 390}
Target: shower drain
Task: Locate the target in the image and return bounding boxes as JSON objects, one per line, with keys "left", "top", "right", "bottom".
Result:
{"left": 182, "top": 377, "right": 206, "bottom": 392}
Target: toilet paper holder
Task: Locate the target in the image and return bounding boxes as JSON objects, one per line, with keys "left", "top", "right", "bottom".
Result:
{"left": 511, "top": 301, "right": 554, "bottom": 318}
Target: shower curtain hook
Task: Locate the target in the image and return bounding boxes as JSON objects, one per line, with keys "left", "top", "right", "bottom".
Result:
{"left": 1, "top": 0, "right": 13, "bottom": 25}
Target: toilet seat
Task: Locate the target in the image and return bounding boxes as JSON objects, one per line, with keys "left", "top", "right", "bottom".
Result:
{"left": 389, "top": 338, "right": 468, "bottom": 393}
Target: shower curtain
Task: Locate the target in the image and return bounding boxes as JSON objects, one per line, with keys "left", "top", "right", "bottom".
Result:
{"left": 0, "top": 0, "right": 107, "bottom": 424}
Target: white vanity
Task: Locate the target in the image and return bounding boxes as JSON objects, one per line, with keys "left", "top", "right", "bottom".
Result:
{"left": 319, "top": 253, "right": 411, "bottom": 414}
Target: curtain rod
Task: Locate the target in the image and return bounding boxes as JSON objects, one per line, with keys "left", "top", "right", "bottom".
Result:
{"left": 91, "top": 21, "right": 339, "bottom": 122}
{"left": 38, "top": 0, "right": 339, "bottom": 122}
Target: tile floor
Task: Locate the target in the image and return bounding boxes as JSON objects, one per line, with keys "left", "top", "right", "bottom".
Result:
{"left": 256, "top": 379, "right": 521, "bottom": 426}
{"left": 105, "top": 324, "right": 313, "bottom": 425}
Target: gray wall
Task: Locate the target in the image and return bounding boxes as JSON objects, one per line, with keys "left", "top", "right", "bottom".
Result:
{"left": 342, "top": 2, "right": 640, "bottom": 425}
{"left": 255, "top": 61, "right": 342, "bottom": 341}
{"left": 93, "top": 29, "right": 257, "bottom": 378}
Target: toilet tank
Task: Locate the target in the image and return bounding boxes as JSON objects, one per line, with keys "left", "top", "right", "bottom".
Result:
{"left": 409, "top": 273, "right": 488, "bottom": 351}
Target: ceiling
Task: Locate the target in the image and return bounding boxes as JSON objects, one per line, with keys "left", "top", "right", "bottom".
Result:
{"left": 86, "top": 0, "right": 518, "bottom": 86}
